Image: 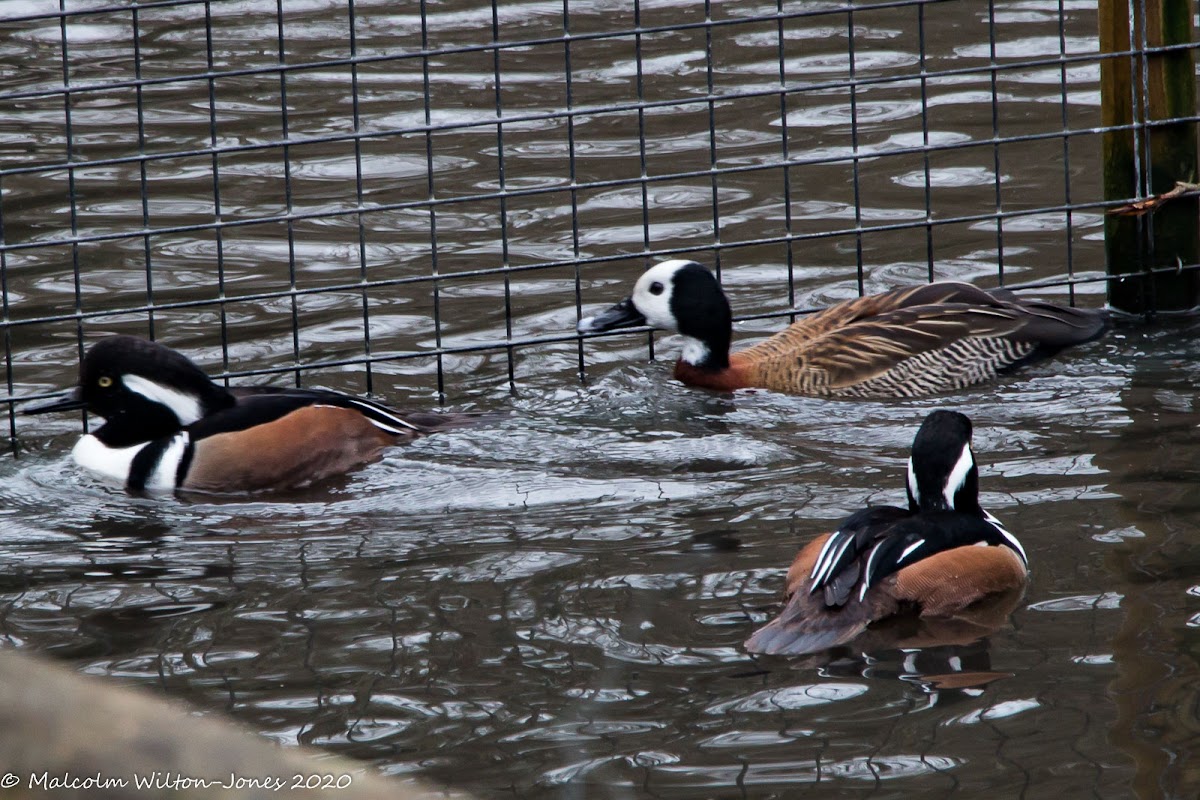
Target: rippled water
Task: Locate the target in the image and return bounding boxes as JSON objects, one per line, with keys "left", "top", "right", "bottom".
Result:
{"left": 3, "top": 0, "right": 1197, "bottom": 797}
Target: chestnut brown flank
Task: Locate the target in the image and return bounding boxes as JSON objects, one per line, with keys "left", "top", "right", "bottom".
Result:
{"left": 185, "top": 405, "right": 397, "bottom": 492}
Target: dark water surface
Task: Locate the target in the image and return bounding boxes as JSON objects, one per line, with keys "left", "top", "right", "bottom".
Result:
{"left": 2, "top": 0, "right": 1197, "bottom": 797}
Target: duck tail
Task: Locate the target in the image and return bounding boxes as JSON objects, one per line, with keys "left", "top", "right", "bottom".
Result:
{"left": 986, "top": 285, "right": 1110, "bottom": 346}
{"left": 398, "top": 409, "right": 506, "bottom": 434}
{"left": 1019, "top": 300, "right": 1110, "bottom": 345}
{"left": 744, "top": 591, "right": 878, "bottom": 656}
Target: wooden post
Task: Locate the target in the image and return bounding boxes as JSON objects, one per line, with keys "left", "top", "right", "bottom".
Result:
{"left": 1100, "top": 0, "right": 1200, "bottom": 314}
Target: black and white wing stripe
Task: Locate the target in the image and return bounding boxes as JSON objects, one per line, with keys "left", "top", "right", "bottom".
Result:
{"left": 855, "top": 511, "right": 1027, "bottom": 601}
{"left": 220, "top": 387, "right": 424, "bottom": 437}
{"left": 807, "top": 506, "right": 910, "bottom": 607}
{"left": 340, "top": 397, "right": 422, "bottom": 435}
{"left": 983, "top": 509, "right": 1027, "bottom": 566}
{"left": 126, "top": 431, "right": 193, "bottom": 492}
{"left": 858, "top": 528, "right": 934, "bottom": 601}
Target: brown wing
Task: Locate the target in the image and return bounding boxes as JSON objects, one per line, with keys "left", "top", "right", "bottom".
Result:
{"left": 738, "top": 282, "right": 1106, "bottom": 397}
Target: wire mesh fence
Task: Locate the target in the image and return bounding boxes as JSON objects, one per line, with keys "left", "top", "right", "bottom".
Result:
{"left": 1, "top": 0, "right": 1197, "bottom": 437}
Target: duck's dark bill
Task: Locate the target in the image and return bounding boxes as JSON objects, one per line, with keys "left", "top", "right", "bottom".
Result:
{"left": 23, "top": 388, "right": 86, "bottom": 415}
{"left": 577, "top": 298, "right": 647, "bottom": 333}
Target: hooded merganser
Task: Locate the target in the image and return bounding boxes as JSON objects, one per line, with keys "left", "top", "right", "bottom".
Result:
{"left": 25, "top": 336, "right": 474, "bottom": 494}
{"left": 745, "top": 410, "right": 1028, "bottom": 656}
{"left": 577, "top": 259, "right": 1109, "bottom": 397}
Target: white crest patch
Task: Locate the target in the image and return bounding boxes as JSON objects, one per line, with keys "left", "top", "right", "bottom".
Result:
{"left": 942, "top": 443, "right": 975, "bottom": 509}
{"left": 123, "top": 374, "right": 202, "bottom": 425}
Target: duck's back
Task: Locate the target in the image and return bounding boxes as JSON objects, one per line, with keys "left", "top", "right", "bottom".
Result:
{"left": 736, "top": 282, "right": 1107, "bottom": 398}
{"left": 179, "top": 388, "right": 475, "bottom": 492}
{"left": 746, "top": 506, "right": 1027, "bottom": 655}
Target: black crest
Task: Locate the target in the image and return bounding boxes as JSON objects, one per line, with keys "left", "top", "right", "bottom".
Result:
{"left": 906, "top": 409, "right": 979, "bottom": 514}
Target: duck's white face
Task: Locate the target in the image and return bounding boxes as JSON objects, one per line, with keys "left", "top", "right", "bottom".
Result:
{"left": 628, "top": 260, "right": 691, "bottom": 332}
{"left": 577, "top": 258, "right": 732, "bottom": 369}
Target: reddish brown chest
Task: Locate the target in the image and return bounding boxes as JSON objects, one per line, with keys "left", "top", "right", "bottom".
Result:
{"left": 673, "top": 357, "right": 752, "bottom": 391}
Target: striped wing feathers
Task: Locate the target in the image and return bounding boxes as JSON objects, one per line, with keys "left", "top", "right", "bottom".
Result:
{"left": 750, "top": 526, "right": 903, "bottom": 656}
{"left": 801, "top": 307, "right": 1022, "bottom": 374}
{"left": 737, "top": 282, "right": 1077, "bottom": 396}
{"left": 340, "top": 397, "right": 422, "bottom": 434}
{"left": 224, "top": 387, "right": 469, "bottom": 437}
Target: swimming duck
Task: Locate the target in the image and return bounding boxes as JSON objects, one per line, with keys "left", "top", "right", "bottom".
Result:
{"left": 745, "top": 409, "right": 1027, "bottom": 656}
{"left": 24, "top": 335, "right": 473, "bottom": 493}
{"left": 577, "top": 259, "right": 1108, "bottom": 398}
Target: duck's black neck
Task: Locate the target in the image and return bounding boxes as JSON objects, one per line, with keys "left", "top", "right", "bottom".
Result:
{"left": 679, "top": 331, "right": 731, "bottom": 371}
{"left": 907, "top": 465, "right": 983, "bottom": 516}
{"left": 93, "top": 407, "right": 184, "bottom": 448}
{"left": 671, "top": 267, "right": 733, "bottom": 372}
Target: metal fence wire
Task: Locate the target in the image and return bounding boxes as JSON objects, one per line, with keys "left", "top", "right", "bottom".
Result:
{"left": 1, "top": 0, "right": 1198, "bottom": 439}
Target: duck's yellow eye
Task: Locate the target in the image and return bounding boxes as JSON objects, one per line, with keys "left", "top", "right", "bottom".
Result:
{"left": 97, "top": 376, "right": 113, "bottom": 388}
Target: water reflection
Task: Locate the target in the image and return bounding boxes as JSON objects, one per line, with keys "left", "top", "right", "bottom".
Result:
{"left": 0, "top": 338, "right": 1143, "bottom": 795}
